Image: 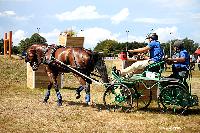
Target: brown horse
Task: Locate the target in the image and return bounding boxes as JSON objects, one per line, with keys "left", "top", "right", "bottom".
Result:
{"left": 25, "top": 44, "right": 109, "bottom": 106}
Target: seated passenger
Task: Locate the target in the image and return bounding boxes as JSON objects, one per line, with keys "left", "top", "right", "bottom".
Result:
{"left": 121, "top": 33, "right": 164, "bottom": 75}
{"left": 166, "top": 40, "right": 190, "bottom": 88}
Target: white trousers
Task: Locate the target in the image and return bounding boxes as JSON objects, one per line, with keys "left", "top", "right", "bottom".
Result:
{"left": 121, "top": 60, "right": 151, "bottom": 75}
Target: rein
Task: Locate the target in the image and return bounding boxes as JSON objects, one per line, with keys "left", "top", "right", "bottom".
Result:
{"left": 53, "top": 58, "right": 103, "bottom": 85}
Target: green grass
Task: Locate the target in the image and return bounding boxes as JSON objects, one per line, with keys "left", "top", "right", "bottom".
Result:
{"left": 0, "top": 56, "right": 200, "bottom": 133}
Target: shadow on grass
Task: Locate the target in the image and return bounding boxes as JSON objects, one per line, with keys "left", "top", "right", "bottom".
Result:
{"left": 63, "top": 100, "right": 200, "bottom": 115}
{"left": 65, "top": 100, "right": 143, "bottom": 113}
{"left": 66, "top": 100, "right": 109, "bottom": 111}
{"left": 139, "top": 107, "right": 200, "bottom": 116}
{"left": 62, "top": 87, "right": 77, "bottom": 90}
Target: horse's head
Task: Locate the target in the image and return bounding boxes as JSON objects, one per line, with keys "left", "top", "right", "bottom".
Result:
{"left": 25, "top": 44, "right": 47, "bottom": 71}
{"left": 93, "top": 52, "right": 109, "bottom": 83}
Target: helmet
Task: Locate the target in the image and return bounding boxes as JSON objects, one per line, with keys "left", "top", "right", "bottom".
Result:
{"left": 173, "top": 40, "right": 183, "bottom": 50}
{"left": 146, "top": 33, "right": 158, "bottom": 40}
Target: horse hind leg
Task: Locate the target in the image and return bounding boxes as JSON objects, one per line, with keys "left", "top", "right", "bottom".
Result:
{"left": 85, "top": 82, "right": 91, "bottom": 105}
{"left": 54, "top": 83, "right": 62, "bottom": 106}
{"left": 43, "top": 83, "right": 53, "bottom": 103}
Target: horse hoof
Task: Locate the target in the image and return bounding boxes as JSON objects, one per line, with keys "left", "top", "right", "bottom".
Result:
{"left": 76, "top": 95, "right": 81, "bottom": 99}
{"left": 57, "top": 100, "right": 62, "bottom": 106}
{"left": 57, "top": 103, "right": 62, "bottom": 106}
{"left": 87, "top": 102, "right": 91, "bottom": 106}
{"left": 43, "top": 99, "right": 48, "bottom": 103}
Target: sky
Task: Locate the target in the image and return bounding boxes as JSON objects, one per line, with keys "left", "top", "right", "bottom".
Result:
{"left": 0, "top": 0, "right": 200, "bottom": 49}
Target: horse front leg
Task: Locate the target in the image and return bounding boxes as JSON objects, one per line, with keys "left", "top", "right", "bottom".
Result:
{"left": 43, "top": 82, "right": 53, "bottom": 103}
{"left": 43, "top": 70, "right": 53, "bottom": 103}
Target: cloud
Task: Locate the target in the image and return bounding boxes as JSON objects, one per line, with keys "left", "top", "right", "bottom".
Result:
{"left": 153, "top": 26, "right": 180, "bottom": 42}
{"left": 13, "top": 30, "right": 26, "bottom": 46}
{"left": 55, "top": 5, "right": 108, "bottom": 21}
{"left": 40, "top": 29, "right": 61, "bottom": 44}
{"left": 133, "top": 18, "right": 180, "bottom": 24}
{"left": 0, "top": 11, "right": 16, "bottom": 17}
{"left": 80, "top": 27, "right": 119, "bottom": 49}
{"left": 111, "top": 8, "right": 129, "bottom": 24}
{"left": 0, "top": 10, "right": 33, "bottom": 20}
{"left": 38, "top": 27, "right": 119, "bottom": 49}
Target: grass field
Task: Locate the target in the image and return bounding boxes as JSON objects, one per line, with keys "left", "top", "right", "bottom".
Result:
{"left": 0, "top": 56, "right": 200, "bottom": 133}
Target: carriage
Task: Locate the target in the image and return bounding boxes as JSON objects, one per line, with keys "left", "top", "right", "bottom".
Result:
{"left": 103, "top": 60, "right": 199, "bottom": 114}
{"left": 26, "top": 43, "right": 199, "bottom": 113}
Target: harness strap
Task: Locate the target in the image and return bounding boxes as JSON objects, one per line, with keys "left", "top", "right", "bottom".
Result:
{"left": 43, "top": 45, "right": 63, "bottom": 64}
{"left": 72, "top": 47, "right": 81, "bottom": 68}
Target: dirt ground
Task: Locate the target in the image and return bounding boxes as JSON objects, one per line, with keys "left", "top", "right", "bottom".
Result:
{"left": 0, "top": 57, "right": 200, "bottom": 133}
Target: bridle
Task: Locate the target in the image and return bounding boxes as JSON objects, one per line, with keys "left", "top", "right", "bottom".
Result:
{"left": 25, "top": 45, "right": 48, "bottom": 71}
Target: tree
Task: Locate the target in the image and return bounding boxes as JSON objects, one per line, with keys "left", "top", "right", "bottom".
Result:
{"left": 182, "top": 38, "right": 199, "bottom": 54}
{"left": 161, "top": 38, "right": 199, "bottom": 57}
{"left": 12, "top": 46, "right": 20, "bottom": 55}
{"left": 94, "top": 38, "right": 199, "bottom": 57}
{"left": 94, "top": 39, "right": 118, "bottom": 56}
{"left": 18, "top": 33, "right": 47, "bottom": 54}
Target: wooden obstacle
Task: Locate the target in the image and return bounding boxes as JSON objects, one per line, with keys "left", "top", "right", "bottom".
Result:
{"left": 27, "top": 63, "right": 64, "bottom": 89}
{"left": 58, "top": 35, "right": 84, "bottom": 47}
{"left": 4, "top": 31, "right": 12, "bottom": 58}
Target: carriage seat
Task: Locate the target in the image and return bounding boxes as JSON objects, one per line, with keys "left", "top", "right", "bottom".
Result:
{"left": 111, "top": 60, "right": 165, "bottom": 82}
{"left": 141, "top": 60, "right": 165, "bottom": 78}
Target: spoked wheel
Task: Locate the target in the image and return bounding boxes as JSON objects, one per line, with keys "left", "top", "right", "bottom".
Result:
{"left": 132, "top": 84, "right": 152, "bottom": 110}
{"left": 103, "top": 83, "right": 134, "bottom": 112}
{"left": 159, "top": 85, "right": 190, "bottom": 114}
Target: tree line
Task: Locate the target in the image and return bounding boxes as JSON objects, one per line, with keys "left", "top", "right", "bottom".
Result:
{"left": 94, "top": 38, "right": 199, "bottom": 57}
{"left": 0, "top": 33, "right": 47, "bottom": 55}
{"left": 0, "top": 33, "right": 199, "bottom": 57}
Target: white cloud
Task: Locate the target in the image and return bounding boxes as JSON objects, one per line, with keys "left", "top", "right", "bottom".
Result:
{"left": 0, "top": 10, "right": 33, "bottom": 20}
{"left": 118, "top": 34, "right": 145, "bottom": 43}
{"left": 55, "top": 5, "right": 108, "bottom": 21}
{"left": 81, "top": 27, "right": 119, "bottom": 49}
{"left": 0, "top": 11, "right": 16, "bottom": 17}
{"left": 39, "top": 27, "right": 119, "bottom": 49}
{"left": 133, "top": 18, "right": 180, "bottom": 24}
{"left": 153, "top": 26, "right": 180, "bottom": 43}
{"left": 40, "top": 29, "right": 61, "bottom": 45}
{"left": 118, "top": 27, "right": 181, "bottom": 44}
{"left": 111, "top": 8, "right": 129, "bottom": 24}
{"left": 13, "top": 30, "right": 26, "bottom": 46}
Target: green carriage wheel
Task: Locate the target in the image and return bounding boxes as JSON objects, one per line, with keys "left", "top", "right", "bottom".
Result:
{"left": 103, "top": 83, "right": 134, "bottom": 112}
{"left": 159, "top": 84, "right": 190, "bottom": 113}
{"left": 131, "top": 84, "right": 152, "bottom": 110}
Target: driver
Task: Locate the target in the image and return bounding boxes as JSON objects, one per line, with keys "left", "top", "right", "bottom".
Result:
{"left": 121, "top": 33, "right": 164, "bottom": 75}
